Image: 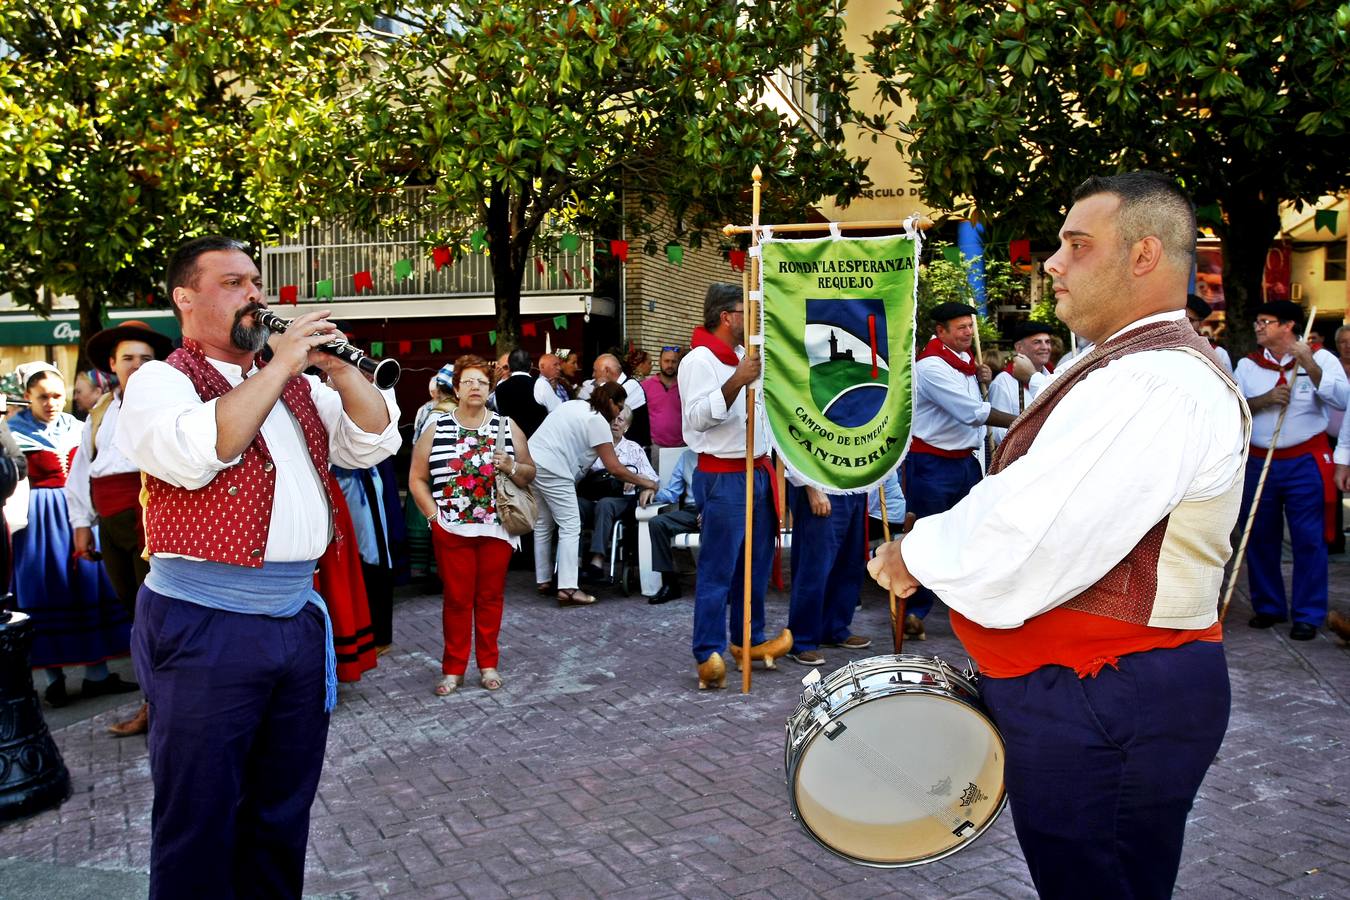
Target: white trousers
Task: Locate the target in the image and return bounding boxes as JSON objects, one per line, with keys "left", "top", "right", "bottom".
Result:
{"left": 533, "top": 468, "right": 582, "bottom": 590}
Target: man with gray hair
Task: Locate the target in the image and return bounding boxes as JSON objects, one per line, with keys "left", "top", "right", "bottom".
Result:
{"left": 678, "top": 282, "right": 791, "bottom": 690}
{"left": 870, "top": 171, "right": 1248, "bottom": 898}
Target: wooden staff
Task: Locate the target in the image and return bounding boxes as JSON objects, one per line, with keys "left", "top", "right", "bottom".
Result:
{"left": 877, "top": 490, "right": 904, "bottom": 654}
{"left": 971, "top": 323, "right": 994, "bottom": 465}
{"left": 1218, "top": 308, "right": 1318, "bottom": 622}
{"left": 723, "top": 218, "right": 934, "bottom": 236}
{"left": 740, "top": 165, "right": 764, "bottom": 693}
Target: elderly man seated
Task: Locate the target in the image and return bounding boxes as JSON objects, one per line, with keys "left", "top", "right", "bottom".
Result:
{"left": 642, "top": 448, "right": 699, "bottom": 604}
{"left": 578, "top": 406, "right": 657, "bottom": 583}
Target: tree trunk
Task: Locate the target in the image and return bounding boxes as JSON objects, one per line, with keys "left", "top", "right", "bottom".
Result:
{"left": 1215, "top": 189, "right": 1282, "bottom": 359}
{"left": 76, "top": 286, "right": 104, "bottom": 373}
{"left": 485, "top": 181, "right": 536, "bottom": 353}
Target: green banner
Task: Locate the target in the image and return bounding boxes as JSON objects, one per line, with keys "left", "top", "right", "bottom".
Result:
{"left": 761, "top": 234, "right": 918, "bottom": 491}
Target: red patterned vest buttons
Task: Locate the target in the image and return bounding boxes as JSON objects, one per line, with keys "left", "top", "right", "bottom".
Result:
{"left": 142, "top": 339, "right": 339, "bottom": 567}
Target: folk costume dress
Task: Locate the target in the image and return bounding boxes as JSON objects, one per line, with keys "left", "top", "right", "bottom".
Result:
{"left": 9, "top": 409, "right": 128, "bottom": 669}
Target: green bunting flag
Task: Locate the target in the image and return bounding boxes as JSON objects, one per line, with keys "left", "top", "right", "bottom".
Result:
{"left": 394, "top": 258, "right": 414, "bottom": 279}
{"left": 1315, "top": 209, "right": 1339, "bottom": 234}
{"left": 553, "top": 315, "right": 568, "bottom": 329}
{"left": 429, "top": 338, "right": 443, "bottom": 354}
{"left": 761, "top": 234, "right": 919, "bottom": 492}
{"left": 488, "top": 330, "right": 497, "bottom": 345}
{"left": 940, "top": 246, "right": 961, "bottom": 264}
{"left": 370, "top": 341, "right": 383, "bottom": 358}
{"left": 470, "top": 228, "right": 488, "bottom": 252}
{"left": 666, "top": 243, "right": 684, "bottom": 265}
{"left": 316, "top": 279, "right": 334, "bottom": 299}
{"left": 559, "top": 233, "right": 581, "bottom": 252}
{"left": 1195, "top": 203, "right": 1224, "bottom": 226}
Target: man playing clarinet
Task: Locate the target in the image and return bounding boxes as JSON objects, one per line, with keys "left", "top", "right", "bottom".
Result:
{"left": 871, "top": 172, "right": 1249, "bottom": 900}
{"left": 117, "top": 236, "right": 401, "bottom": 899}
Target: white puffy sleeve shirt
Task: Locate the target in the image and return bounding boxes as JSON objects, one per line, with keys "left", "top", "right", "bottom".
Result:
{"left": 677, "top": 345, "right": 767, "bottom": 458}
{"left": 913, "top": 353, "right": 989, "bottom": 450}
{"left": 116, "top": 358, "right": 401, "bottom": 562}
{"left": 1235, "top": 347, "right": 1347, "bottom": 448}
{"left": 901, "top": 317, "right": 1246, "bottom": 629}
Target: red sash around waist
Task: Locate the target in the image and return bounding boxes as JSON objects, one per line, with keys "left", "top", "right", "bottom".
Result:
{"left": 1250, "top": 432, "right": 1337, "bottom": 543}
{"left": 90, "top": 471, "right": 142, "bottom": 518}
{"left": 909, "top": 437, "right": 976, "bottom": 459}
{"left": 697, "top": 453, "right": 780, "bottom": 524}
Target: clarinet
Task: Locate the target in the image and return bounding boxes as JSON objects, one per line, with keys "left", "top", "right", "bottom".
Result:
{"left": 252, "top": 308, "right": 401, "bottom": 390}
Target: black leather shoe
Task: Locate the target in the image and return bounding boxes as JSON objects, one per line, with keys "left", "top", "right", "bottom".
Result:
{"left": 648, "top": 583, "right": 682, "bottom": 605}
{"left": 82, "top": 673, "right": 140, "bottom": 698}
{"left": 1290, "top": 622, "right": 1317, "bottom": 641}
{"left": 1248, "top": 613, "right": 1284, "bottom": 629}
{"left": 44, "top": 676, "right": 69, "bottom": 708}
{"left": 579, "top": 563, "right": 609, "bottom": 585}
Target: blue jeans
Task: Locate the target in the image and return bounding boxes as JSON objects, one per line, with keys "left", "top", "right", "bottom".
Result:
{"left": 981, "top": 641, "right": 1230, "bottom": 900}
{"left": 787, "top": 488, "right": 865, "bottom": 652}
{"left": 901, "top": 451, "right": 982, "bottom": 619}
{"left": 691, "top": 468, "right": 775, "bottom": 663}
{"left": 1240, "top": 453, "right": 1328, "bottom": 626}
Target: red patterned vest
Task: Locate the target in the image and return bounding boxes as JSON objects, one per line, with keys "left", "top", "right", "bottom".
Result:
{"left": 142, "top": 339, "right": 336, "bottom": 567}
{"left": 950, "top": 318, "right": 1250, "bottom": 677}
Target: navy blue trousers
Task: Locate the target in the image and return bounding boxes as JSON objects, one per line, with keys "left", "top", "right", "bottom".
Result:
{"left": 787, "top": 488, "right": 865, "bottom": 652}
{"left": 692, "top": 468, "right": 774, "bottom": 662}
{"left": 900, "top": 451, "right": 982, "bottom": 619}
{"left": 132, "top": 586, "right": 331, "bottom": 900}
{"left": 980, "top": 641, "right": 1230, "bottom": 900}
{"left": 1240, "top": 453, "right": 1328, "bottom": 626}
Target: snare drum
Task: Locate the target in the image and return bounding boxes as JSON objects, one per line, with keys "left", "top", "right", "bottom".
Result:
{"left": 784, "top": 654, "right": 1006, "bottom": 867}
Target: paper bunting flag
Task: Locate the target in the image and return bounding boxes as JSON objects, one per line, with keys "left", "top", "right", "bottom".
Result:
{"left": 316, "top": 279, "right": 334, "bottom": 299}
{"left": 610, "top": 240, "right": 629, "bottom": 262}
{"left": 941, "top": 246, "right": 962, "bottom": 264}
{"left": 559, "top": 233, "right": 581, "bottom": 252}
{"left": 353, "top": 270, "right": 374, "bottom": 293}
{"left": 458, "top": 334, "right": 472, "bottom": 348}
{"left": 488, "top": 330, "right": 497, "bottom": 344}
{"left": 522, "top": 322, "right": 537, "bottom": 337}
{"left": 471, "top": 228, "right": 488, "bottom": 252}
{"left": 562, "top": 269, "right": 574, "bottom": 287}
{"left": 432, "top": 245, "right": 452, "bottom": 271}
{"left": 370, "top": 341, "right": 384, "bottom": 358}
{"left": 1195, "top": 203, "right": 1223, "bottom": 226}
{"left": 393, "top": 259, "right": 414, "bottom": 280}
{"left": 553, "top": 315, "right": 568, "bottom": 329}
{"left": 1009, "top": 239, "right": 1032, "bottom": 265}
{"left": 535, "top": 258, "right": 546, "bottom": 276}
{"left": 279, "top": 285, "right": 298, "bottom": 305}
{"left": 397, "top": 340, "right": 411, "bottom": 355}
{"left": 1315, "top": 209, "right": 1340, "bottom": 233}
{"left": 728, "top": 249, "right": 747, "bottom": 272}
{"left": 429, "top": 338, "right": 443, "bottom": 353}
{"left": 545, "top": 333, "right": 552, "bottom": 354}
{"left": 666, "top": 243, "right": 684, "bottom": 266}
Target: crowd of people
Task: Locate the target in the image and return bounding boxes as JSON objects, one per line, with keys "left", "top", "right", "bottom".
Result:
{"left": 5, "top": 176, "right": 1350, "bottom": 898}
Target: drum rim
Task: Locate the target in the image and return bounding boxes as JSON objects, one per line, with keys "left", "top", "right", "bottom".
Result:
{"left": 785, "top": 657, "right": 1007, "bottom": 869}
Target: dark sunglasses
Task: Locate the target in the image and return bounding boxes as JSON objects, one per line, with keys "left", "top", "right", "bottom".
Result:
{"left": 661, "top": 345, "right": 681, "bottom": 352}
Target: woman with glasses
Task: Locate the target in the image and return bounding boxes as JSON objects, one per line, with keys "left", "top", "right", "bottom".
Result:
{"left": 410, "top": 355, "right": 537, "bottom": 695}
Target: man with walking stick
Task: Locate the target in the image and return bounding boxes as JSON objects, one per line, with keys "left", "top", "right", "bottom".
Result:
{"left": 1234, "top": 300, "right": 1347, "bottom": 640}
{"left": 870, "top": 171, "right": 1249, "bottom": 899}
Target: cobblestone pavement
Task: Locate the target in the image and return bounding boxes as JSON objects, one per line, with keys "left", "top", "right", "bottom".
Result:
{"left": 2, "top": 551, "right": 1348, "bottom": 899}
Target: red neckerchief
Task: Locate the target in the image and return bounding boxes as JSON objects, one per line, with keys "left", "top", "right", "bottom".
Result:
{"left": 690, "top": 326, "right": 740, "bottom": 366}
{"left": 1246, "top": 349, "right": 1296, "bottom": 385}
{"left": 917, "top": 336, "right": 977, "bottom": 376}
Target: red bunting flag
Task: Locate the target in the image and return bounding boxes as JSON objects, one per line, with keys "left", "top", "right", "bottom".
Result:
{"left": 535, "top": 257, "right": 546, "bottom": 275}
{"left": 353, "top": 270, "right": 374, "bottom": 293}
{"left": 458, "top": 334, "right": 472, "bottom": 348}
{"left": 397, "top": 340, "right": 411, "bottom": 354}
{"left": 522, "top": 322, "right": 537, "bottom": 337}
{"left": 432, "top": 245, "right": 452, "bottom": 271}
{"left": 562, "top": 269, "right": 574, "bottom": 287}
{"left": 610, "top": 240, "right": 629, "bottom": 262}
{"left": 279, "top": 285, "right": 298, "bottom": 305}
{"left": 728, "top": 249, "right": 747, "bottom": 272}
{"left": 1009, "top": 239, "right": 1032, "bottom": 265}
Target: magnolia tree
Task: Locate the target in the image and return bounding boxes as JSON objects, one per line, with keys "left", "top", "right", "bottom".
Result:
{"left": 867, "top": 0, "right": 1350, "bottom": 352}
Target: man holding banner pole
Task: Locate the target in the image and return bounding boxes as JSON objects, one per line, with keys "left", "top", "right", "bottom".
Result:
{"left": 902, "top": 301, "right": 1016, "bottom": 638}
{"left": 679, "top": 282, "right": 791, "bottom": 690}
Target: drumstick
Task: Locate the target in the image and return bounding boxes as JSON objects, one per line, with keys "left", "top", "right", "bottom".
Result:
{"left": 877, "top": 489, "right": 903, "bottom": 654}
{"left": 1218, "top": 308, "right": 1318, "bottom": 622}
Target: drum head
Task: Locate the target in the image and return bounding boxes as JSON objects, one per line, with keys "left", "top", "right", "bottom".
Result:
{"left": 792, "top": 690, "right": 1004, "bottom": 866}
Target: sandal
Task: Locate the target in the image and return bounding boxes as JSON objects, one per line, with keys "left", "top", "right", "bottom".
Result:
{"left": 434, "top": 674, "right": 462, "bottom": 696}
{"left": 556, "top": 588, "right": 596, "bottom": 607}
{"left": 536, "top": 581, "right": 554, "bottom": 595}
{"left": 479, "top": 668, "right": 503, "bottom": 691}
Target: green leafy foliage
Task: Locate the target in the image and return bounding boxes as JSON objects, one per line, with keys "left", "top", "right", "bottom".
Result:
{"left": 868, "top": 0, "right": 1350, "bottom": 351}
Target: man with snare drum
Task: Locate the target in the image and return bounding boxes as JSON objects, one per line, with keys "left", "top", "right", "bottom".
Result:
{"left": 871, "top": 172, "right": 1248, "bottom": 900}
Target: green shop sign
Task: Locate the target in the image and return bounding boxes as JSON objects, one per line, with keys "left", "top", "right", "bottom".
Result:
{"left": 0, "top": 312, "right": 181, "bottom": 347}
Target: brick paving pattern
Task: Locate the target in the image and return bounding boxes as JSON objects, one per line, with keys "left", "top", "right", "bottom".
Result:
{"left": 2, "top": 552, "right": 1348, "bottom": 898}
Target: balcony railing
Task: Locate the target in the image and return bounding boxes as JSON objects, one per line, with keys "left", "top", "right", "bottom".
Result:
{"left": 261, "top": 186, "right": 592, "bottom": 305}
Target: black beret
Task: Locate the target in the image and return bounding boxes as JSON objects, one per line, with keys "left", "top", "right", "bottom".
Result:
{"left": 930, "top": 302, "right": 978, "bottom": 325}
{"left": 1256, "top": 300, "right": 1304, "bottom": 325}
{"left": 1185, "top": 294, "right": 1212, "bottom": 319}
{"left": 1006, "top": 320, "right": 1053, "bottom": 342}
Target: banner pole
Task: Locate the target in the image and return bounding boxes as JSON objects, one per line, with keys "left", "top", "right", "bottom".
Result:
{"left": 876, "top": 490, "right": 904, "bottom": 654}
{"left": 741, "top": 165, "right": 764, "bottom": 694}
{"left": 1219, "top": 307, "right": 1318, "bottom": 622}
{"left": 723, "top": 219, "right": 933, "bottom": 236}
{"left": 971, "top": 324, "right": 994, "bottom": 466}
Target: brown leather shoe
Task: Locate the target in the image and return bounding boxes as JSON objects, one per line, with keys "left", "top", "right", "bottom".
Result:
{"left": 904, "top": 614, "right": 927, "bottom": 641}
{"left": 697, "top": 653, "right": 726, "bottom": 690}
{"left": 1327, "top": 609, "right": 1350, "bottom": 644}
{"left": 107, "top": 702, "right": 148, "bottom": 738}
{"left": 729, "top": 628, "right": 794, "bottom": 670}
